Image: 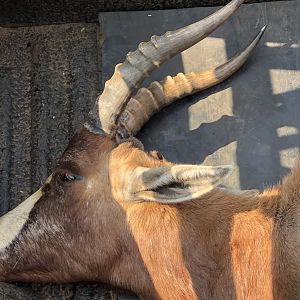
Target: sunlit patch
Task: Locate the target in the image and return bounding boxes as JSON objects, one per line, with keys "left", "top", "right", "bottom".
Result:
{"left": 188, "top": 87, "right": 233, "bottom": 131}
{"left": 181, "top": 37, "right": 227, "bottom": 72}
{"left": 276, "top": 127, "right": 299, "bottom": 169}
{"left": 277, "top": 126, "right": 298, "bottom": 138}
{"left": 265, "top": 42, "right": 300, "bottom": 49}
{"left": 269, "top": 69, "right": 300, "bottom": 95}
{"left": 265, "top": 42, "right": 287, "bottom": 48}
{"left": 291, "top": 43, "right": 300, "bottom": 48}
{"left": 203, "top": 141, "right": 240, "bottom": 189}
{"left": 280, "top": 148, "right": 299, "bottom": 170}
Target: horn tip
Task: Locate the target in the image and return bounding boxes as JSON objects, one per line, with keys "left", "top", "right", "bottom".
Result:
{"left": 254, "top": 24, "right": 267, "bottom": 43}
{"left": 260, "top": 24, "right": 268, "bottom": 33}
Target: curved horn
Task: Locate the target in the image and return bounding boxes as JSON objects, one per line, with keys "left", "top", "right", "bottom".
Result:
{"left": 116, "top": 25, "right": 267, "bottom": 137}
{"left": 96, "top": 0, "right": 245, "bottom": 136}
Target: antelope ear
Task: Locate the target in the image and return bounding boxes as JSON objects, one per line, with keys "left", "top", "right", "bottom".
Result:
{"left": 133, "top": 164, "right": 232, "bottom": 203}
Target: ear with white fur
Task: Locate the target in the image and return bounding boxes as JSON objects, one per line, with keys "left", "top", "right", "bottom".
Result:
{"left": 131, "top": 164, "right": 232, "bottom": 203}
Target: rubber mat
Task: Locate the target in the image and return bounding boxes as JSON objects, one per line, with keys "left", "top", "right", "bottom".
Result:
{"left": 100, "top": 1, "right": 300, "bottom": 190}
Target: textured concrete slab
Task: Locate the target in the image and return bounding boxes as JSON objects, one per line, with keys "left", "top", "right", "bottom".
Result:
{"left": 0, "top": 282, "right": 114, "bottom": 299}
{"left": 0, "top": 23, "right": 101, "bottom": 209}
{"left": 100, "top": 1, "right": 300, "bottom": 190}
{"left": 0, "top": 23, "right": 116, "bottom": 299}
{"left": 0, "top": 283, "right": 36, "bottom": 299}
{"left": 0, "top": 0, "right": 284, "bottom": 27}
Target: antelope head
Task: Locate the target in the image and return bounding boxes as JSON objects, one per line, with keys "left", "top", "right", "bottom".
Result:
{"left": 0, "top": 0, "right": 270, "bottom": 298}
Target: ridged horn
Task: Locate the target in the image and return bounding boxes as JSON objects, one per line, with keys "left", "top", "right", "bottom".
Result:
{"left": 97, "top": 0, "right": 245, "bottom": 136}
{"left": 116, "top": 25, "right": 267, "bottom": 137}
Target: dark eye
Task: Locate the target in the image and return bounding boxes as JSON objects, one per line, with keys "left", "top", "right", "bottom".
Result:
{"left": 61, "top": 173, "right": 77, "bottom": 182}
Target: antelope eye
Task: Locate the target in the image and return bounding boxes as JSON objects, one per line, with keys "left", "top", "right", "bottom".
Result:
{"left": 61, "top": 173, "right": 77, "bottom": 182}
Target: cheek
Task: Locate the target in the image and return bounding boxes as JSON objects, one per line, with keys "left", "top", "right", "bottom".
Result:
{"left": 85, "top": 179, "right": 95, "bottom": 192}
{"left": 67, "top": 179, "right": 97, "bottom": 202}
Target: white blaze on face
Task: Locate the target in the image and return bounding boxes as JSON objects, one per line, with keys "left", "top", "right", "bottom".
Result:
{"left": 0, "top": 189, "right": 43, "bottom": 251}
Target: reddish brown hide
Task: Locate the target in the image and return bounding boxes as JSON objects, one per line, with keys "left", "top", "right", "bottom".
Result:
{"left": 1, "top": 127, "right": 299, "bottom": 299}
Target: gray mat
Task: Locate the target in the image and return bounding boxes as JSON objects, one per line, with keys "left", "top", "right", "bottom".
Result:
{"left": 100, "top": 1, "right": 300, "bottom": 190}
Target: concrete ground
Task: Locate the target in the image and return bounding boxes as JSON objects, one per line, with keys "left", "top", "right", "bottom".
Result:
{"left": 0, "top": 23, "right": 117, "bottom": 299}
{"left": 0, "top": 0, "right": 299, "bottom": 298}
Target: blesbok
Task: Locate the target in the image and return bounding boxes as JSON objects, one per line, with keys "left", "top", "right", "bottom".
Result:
{"left": 1, "top": 0, "right": 299, "bottom": 298}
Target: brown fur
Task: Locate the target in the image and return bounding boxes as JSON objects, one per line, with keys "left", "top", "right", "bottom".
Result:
{"left": 1, "top": 127, "right": 300, "bottom": 299}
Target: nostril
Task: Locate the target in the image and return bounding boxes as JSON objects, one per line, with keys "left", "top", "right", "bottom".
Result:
{"left": 62, "top": 173, "right": 76, "bottom": 182}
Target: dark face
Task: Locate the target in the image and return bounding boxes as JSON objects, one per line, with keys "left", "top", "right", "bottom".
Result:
{"left": 3, "top": 127, "right": 128, "bottom": 283}
{"left": 46, "top": 127, "right": 117, "bottom": 207}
